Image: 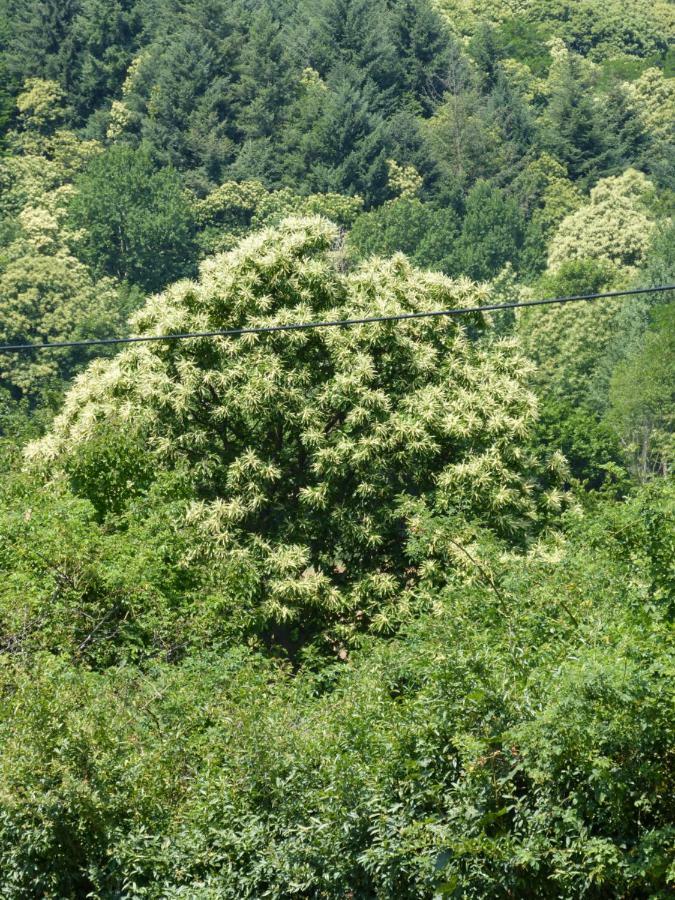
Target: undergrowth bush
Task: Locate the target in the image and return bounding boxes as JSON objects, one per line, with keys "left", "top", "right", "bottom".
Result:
{"left": 0, "top": 482, "right": 672, "bottom": 897}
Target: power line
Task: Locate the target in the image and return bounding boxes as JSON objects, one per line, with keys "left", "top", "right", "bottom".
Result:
{"left": 0, "top": 284, "right": 672, "bottom": 354}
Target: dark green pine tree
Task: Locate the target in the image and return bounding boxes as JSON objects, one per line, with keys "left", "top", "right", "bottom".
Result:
{"left": 125, "top": 9, "right": 244, "bottom": 183}
{"left": 487, "top": 70, "right": 535, "bottom": 183}
{"left": 236, "top": 6, "right": 293, "bottom": 141}
{"left": 3, "top": 0, "right": 80, "bottom": 114}
{"left": 283, "top": 63, "right": 391, "bottom": 205}
{"left": 139, "top": 27, "right": 220, "bottom": 164}
{"left": 455, "top": 180, "right": 526, "bottom": 281}
{"left": 386, "top": 0, "right": 455, "bottom": 115}
{"left": 0, "top": 76, "right": 12, "bottom": 147}
{"left": 67, "top": 0, "right": 144, "bottom": 126}
{"left": 0, "top": 5, "right": 16, "bottom": 144}
{"left": 290, "top": 0, "right": 401, "bottom": 112}
{"left": 541, "top": 54, "right": 609, "bottom": 183}
{"left": 467, "top": 22, "right": 506, "bottom": 92}
{"left": 598, "top": 83, "right": 651, "bottom": 177}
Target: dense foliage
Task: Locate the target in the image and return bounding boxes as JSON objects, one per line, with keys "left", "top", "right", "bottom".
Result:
{"left": 0, "top": 0, "right": 673, "bottom": 896}
{"left": 0, "top": 470, "right": 672, "bottom": 897}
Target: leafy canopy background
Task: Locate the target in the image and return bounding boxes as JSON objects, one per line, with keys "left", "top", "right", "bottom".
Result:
{"left": 0, "top": 0, "right": 673, "bottom": 896}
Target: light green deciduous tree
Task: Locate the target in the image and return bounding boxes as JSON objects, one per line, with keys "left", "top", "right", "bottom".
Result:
{"left": 28, "top": 217, "right": 565, "bottom": 646}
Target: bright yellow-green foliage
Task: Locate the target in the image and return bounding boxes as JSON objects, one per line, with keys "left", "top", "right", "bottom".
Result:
{"left": 28, "top": 217, "right": 564, "bottom": 641}
{"left": 0, "top": 81, "right": 121, "bottom": 402}
{"left": 195, "top": 180, "right": 363, "bottom": 254}
{"left": 518, "top": 290, "right": 622, "bottom": 402}
{"left": 194, "top": 180, "right": 269, "bottom": 228}
{"left": 13, "top": 78, "right": 65, "bottom": 133}
{"left": 0, "top": 81, "right": 101, "bottom": 222}
{"left": 625, "top": 68, "right": 675, "bottom": 144}
{"left": 106, "top": 54, "right": 146, "bottom": 140}
{"left": 252, "top": 189, "right": 363, "bottom": 231}
{"left": 518, "top": 168, "right": 657, "bottom": 404}
{"left": 386, "top": 159, "right": 423, "bottom": 199}
{"left": 517, "top": 169, "right": 660, "bottom": 402}
{"left": 547, "top": 169, "right": 657, "bottom": 275}
{"left": 432, "top": 0, "right": 675, "bottom": 58}
{"left": 543, "top": 36, "right": 596, "bottom": 91}
{"left": 0, "top": 202, "right": 121, "bottom": 398}
{"left": 500, "top": 57, "right": 546, "bottom": 103}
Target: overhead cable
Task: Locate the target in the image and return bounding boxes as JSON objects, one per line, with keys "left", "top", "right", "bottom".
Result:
{"left": 0, "top": 284, "right": 672, "bottom": 354}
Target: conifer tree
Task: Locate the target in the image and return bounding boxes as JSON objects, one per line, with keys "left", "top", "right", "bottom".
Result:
{"left": 387, "top": 0, "right": 455, "bottom": 114}
{"left": 3, "top": 0, "right": 80, "bottom": 102}
{"left": 455, "top": 180, "right": 526, "bottom": 280}
{"left": 291, "top": 0, "right": 400, "bottom": 107}
{"left": 235, "top": 6, "right": 292, "bottom": 143}
{"left": 540, "top": 46, "right": 609, "bottom": 183}
{"left": 283, "top": 64, "right": 391, "bottom": 205}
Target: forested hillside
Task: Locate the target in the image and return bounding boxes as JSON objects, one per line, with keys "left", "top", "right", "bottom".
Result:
{"left": 0, "top": 1, "right": 673, "bottom": 896}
